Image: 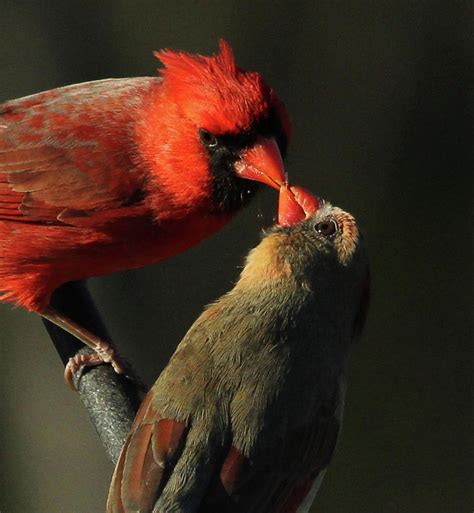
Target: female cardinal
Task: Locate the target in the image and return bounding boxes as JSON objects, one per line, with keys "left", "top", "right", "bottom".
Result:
{"left": 0, "top": 40, "right": 295, "bottom": 383}
{"left": 107, "top": 186, "right": 370, "bottom": 513}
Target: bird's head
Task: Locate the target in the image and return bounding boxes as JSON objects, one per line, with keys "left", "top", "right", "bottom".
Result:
{"left": 242, "top": 197, "right": 364, "bottom": 279}
{"left": 239, "top": 189, "right": 370, "bottom": 337}
{"left": 137, "top": 40, "right": 291, "bottom": 217}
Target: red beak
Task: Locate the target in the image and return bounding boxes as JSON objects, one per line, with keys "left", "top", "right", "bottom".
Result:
{"left": 278, "top": 185, "right": 320, "bottom": 226}
{"left": 234, "top": 136, "right": 285, "bottom": 190}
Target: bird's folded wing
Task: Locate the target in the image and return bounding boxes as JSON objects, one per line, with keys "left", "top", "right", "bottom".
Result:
{"left": 108, "top": 395, "right": 341, "bottom": 513}
{"left": 275, "top": 416, "right": 340, "bottom": 513}
{"left": 107, "top": 393, "right": 188, "bottom": 513}
{"left": 200, "top": 414, "right": 341, "bottom": 513}
{"left": 0, "top": 78, "right": 157, "bottom": 225}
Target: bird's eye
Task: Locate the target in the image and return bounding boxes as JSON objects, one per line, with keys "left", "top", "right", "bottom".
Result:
{"left": 199, "top": 129, "right": 218, "bottom": 148}
{"left": 314, "top": 219, "right": 338, "bottom": 237}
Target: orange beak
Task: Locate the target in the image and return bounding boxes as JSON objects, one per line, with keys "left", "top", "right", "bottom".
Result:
{"left": 278, "top": 184, "right": 320, "bottom": 226}
{"left": 234, "top": 136, "right": 285, "bottom": 190}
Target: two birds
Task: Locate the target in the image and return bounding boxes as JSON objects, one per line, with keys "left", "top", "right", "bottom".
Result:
{"left": 0, "top": 41, "right": 369, "bottom": 511}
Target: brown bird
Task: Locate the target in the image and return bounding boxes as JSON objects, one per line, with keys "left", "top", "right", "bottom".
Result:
{"left": 107, "top": 186, "right": 370, "bottom": 513}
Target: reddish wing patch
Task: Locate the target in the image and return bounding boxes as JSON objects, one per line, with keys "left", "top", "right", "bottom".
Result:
{"left": 258, "top": 413, "right": 341, "bottom": 512}
{"left": 220, "top": 446, "right": 247, "bottom": 495}
{"left": 278, "top": 477, "right": 317, "bottom": 513}
{"left": 121, "top": 423, "right": 156, "bottom": 509}
{"left": 0, "top": 78, "right": 154, "bottom": 224}
{"left": 152, "top": 418, "right": 186, "bottom": 468}
{"left": 108, "top": 436, "right": 130, "bottom": 513}
{"left": 107, "top": 392, "right": 187, "bottom": 513}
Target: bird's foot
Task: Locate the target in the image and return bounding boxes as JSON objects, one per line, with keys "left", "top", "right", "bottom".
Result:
{"left": 64, "top": 346, "right": 128, "bottom": 390}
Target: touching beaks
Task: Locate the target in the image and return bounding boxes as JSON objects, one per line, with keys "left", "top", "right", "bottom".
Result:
{"left": 233, "top": 136, "right": 319, "bottom": 226}
{"left": 234, "top": 136, "right": 285, "bottom": 190}
{"left": 278, "top": 185, "right": 320, "bottom": 226}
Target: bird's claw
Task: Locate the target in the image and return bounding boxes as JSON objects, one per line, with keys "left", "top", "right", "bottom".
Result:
{"left": 64, "top": 348, "right": 127, "bottom": 391}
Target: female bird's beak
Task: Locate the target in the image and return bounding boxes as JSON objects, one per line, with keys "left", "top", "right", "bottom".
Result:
{"left": 234, "top": 136, "right": 285, "bottom": 190}
{"left": 278, "top": 184, "right": 320, "bottom": 226}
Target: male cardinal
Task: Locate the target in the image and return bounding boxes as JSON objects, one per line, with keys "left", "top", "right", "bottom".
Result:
{"left": 107, "top": 186, "right": 370, "bottom": 513}
{"left": 0, "top": 40, "right": 295, "bottom": 383}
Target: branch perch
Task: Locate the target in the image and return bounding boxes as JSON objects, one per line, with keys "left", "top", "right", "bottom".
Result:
{"left": 42, "top": 280, "right": 143, "bottom": 464}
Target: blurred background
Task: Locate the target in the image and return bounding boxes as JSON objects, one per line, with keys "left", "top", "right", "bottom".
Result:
{"left": 0, "top": 1, "right": 471, "bottom": 512}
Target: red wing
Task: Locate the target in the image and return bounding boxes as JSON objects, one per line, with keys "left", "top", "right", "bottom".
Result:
{"left": 107, "top": 394, "right": 188, "bottom": 513}
{"left": 0, "top": 78, "right": 157, "bottom": 224}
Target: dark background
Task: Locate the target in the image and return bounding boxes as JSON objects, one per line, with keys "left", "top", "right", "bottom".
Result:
{"left": 0, "top": 1, "right": 471, "bottom": 512}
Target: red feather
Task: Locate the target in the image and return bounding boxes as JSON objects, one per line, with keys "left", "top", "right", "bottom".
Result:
{"left": 0, "top": 42, "right": 290, "bottom": 312}
{"left": 220, "top": 446, "right": 247, "bottom": 495}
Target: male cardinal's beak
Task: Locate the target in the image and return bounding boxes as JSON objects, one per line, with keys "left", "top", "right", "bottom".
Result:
{"left": 234, "top": 136, "right": 285, "bottom": 190}
{"left": 278, "top": 184, "right": 320, "bottom": 226}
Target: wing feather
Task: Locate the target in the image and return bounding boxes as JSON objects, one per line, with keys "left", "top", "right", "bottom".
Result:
{"left": 0, "top": 78, "right": 158, "bottom": 225}
{"left": 108, "top": 391, "right": 188, "bottom": 513}
{"left": 196, "top": 410, "right": 340, "bottom": 513}
{"left": 108, "top": 396, "right": 341, "bottom": 513}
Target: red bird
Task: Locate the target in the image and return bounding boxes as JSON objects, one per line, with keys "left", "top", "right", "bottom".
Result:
{"left": 106, "top": 186, "right": 370, "bottom": 513}
{"left": 0, "top": 41, "right": 294, "bottom": 382}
